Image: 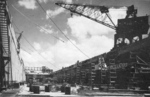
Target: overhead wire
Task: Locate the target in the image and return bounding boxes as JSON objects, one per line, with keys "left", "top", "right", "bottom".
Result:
{"left": 12, "top": 4, "right": 65, "bottom": 43}
{"left": 12, "top": 20, "right": 35, "bottom": 52}
{"left": 21, "top": 47, "right": 31, "bottom": 55}
{"left": 11, "top": 19, "right": 60, "bottom": 69}
{"left": 21, "top": 45, "right": 34, "bottom": 53}
{"left": 21, "top": 48, "right": 44, "bottom": 67}
{"left": 12, "top": 20, "right": 21, "bottom": 32}
{"left": 22, "top": 35, "right": 59, "bottom": 69}
{"left": 19, "top": 42, "right": 48, "bottom": 67}
{"left": 36, "top": 0, "right": 90, "bottom": 58}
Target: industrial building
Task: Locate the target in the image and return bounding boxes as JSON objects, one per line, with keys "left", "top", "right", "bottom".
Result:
{"left": 51, "top": 2, "right": 150, "bottom": 91}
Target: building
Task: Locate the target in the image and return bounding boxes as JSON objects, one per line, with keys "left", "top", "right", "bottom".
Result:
{"left": 25, "top": 66, "right": 53, "bottom": 83}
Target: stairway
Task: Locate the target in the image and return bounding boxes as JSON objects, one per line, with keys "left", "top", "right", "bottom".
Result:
{"left": 0, "top": 0, "right": 10, "bottom": 90}
{"left": 0, "top": 1, "right": 10, "bottom": 57}
{"left": 109, "top": 59, "right": 117, "bottom": 89}
{"left": 129, "top": 51, "right": 140, "bottom": 89}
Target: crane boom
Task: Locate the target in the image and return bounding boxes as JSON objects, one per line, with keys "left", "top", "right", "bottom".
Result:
{"left": 55, "top": 2, "right": 116, "bottom": 30}
{"left": 56, "top": 2, "right": 148, "bottom": 49}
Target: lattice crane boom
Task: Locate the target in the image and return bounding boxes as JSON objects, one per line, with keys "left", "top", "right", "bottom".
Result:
{"left": 55, "top": 2, "right": 116, "bottom": 30}
{"left": 55, "top": 2, "right": 145, "bottom": 49}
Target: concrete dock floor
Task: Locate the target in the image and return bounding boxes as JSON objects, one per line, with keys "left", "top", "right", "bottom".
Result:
{"left": 0, "top": 85, "right": 149, "bottom": 97}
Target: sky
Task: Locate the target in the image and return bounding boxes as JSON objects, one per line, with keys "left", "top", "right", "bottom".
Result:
{"left": 7, "top": 0, "right": 150, "bottom": 71}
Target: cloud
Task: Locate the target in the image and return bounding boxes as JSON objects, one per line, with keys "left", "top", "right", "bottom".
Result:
{"left": 21, "top": 20, "right": 114, "bottom": 71}
{"left": 18, "top": 0, "right": 37, "bottom": 10}
{"left": 63, "top": 30, "right": 68, "bottom": 35}
{"left": 109, "top": 7, "right": 127, "bottom": 24}
{"left": 20, "top": 43, "right": 55, "bottom": 68}
{"left": 41, "top": 51, "right": 54, "bottom": 63}
{"left": 39, "top": 24, "right": 54, "bottom": 34}
{"left": 18, "top": 0, "right": 48, "bottom": 10}
{"left": 46, "top": 8, "right": 65, "bottom": 19}
{"left": 21, "top": 7, "right": 127, "bottom": 71}
{"left": 21, "top": 36, "right": 113, "bottom": 70}
{"left": 67, "top": 16, "right": 114, "bottom": 40}
{"left": 64, "top": 0, "right": 72, "bottom": 3}
{"left": 46, "top": 0, "right": 73, "bottom": 18}
{"left": 33, "top": 42, "right": 41, "bottom": 50}
{"left": 67, "top": 7, "right": 127, "bottom": 40}
{"left": 49, "top": 0, "right": 72, "bottom": 3}
{"left": 38, "top": 0, "right": 48, "bottom": 3}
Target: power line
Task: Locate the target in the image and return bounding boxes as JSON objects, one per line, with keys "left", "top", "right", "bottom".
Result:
{"left": 11, "top": 19, "right": 60, "bottom": 69}
{"left": 12, "top": 20, "right": 38, "bottom": 52}
{"left": 12, "top": 4, "right": 65, "bottom": 43}
{"left": 22, "top": 35, "right": 59, "bottom": 69}
{"left": 12, "top": 20, "right": 20, "bottom": 32}
{"left": 20, "top": 47, "right": 46, "bottom": 66}
{"left": 12, "top": 20, "right": 35, "bottom": 52}
{"left": 36, "top": 0, "right": 90, "bottom": 58}
{"left": 21, "top": 45, "right": 34, "bottom": 52}
{"left": 20, "top": 35, "right": 58, "bottom": 69}
{"left": 21, "top": 47, "right": 31, "bottom": 55}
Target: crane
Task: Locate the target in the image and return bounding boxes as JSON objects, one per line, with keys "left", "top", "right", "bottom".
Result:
{"left": 55, "top": 2, "right": 117, "bottom": 30}
{"left": 55, "top": 2, "right": 137, "bottom": 30}
{"left": 55, "top": 2, "right": 149, "bottom": 49}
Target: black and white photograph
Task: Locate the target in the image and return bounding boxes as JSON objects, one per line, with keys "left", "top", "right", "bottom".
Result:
{"left": 0, "top": 0, "right": 150, "bottom": 96}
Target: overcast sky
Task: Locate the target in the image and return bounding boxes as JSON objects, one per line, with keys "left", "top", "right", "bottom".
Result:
{"left": 7, "top": 0, "right": 150, "bottom": 71}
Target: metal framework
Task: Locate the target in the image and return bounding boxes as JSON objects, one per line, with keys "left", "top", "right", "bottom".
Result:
{"left": 55, "top": 2, "right": 116, "bottom": 30}
{"left": 0, "top": 0, "right": 11, "bottom": 91}
{"left": 53, "top": 2, "right": 150, "bottom": 91}
{"left": 25, "top": 66, "right": 53, "bottom": 73}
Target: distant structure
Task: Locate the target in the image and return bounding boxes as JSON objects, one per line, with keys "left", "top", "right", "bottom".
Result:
{"left": 25, "top": 66, "right": 53, "bottom": 83}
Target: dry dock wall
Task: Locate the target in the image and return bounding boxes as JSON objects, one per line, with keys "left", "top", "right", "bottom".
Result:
{"left": 9, "top": 24, "right": 26, "bottom": 83}
{"left": 0, "top": 0, "right": 26, "bottom": 88}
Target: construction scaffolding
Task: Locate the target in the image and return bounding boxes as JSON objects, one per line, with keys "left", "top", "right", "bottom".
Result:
{"left": 0, "top": 0, "right": 25, "bottom": 91}
{"left": 51, "top": 2, "right": 150, "bottom": 91}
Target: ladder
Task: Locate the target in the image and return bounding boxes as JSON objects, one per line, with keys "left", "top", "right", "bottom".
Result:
{"left": 101, "top": 69, "right": 106, "bottom": 78}
{"left": 100, "top": 61, "right": 107, "bottom": 88}
{"left": 129, "top": 51, "right": 138, "bottom": 89}
{"left": 76, "top": 64, "right": 81, "bottom": 84}
{"left": 99, "top": 69, "right": 107, "bottom": 90}
{"left": 90, "top": 63, "right": 96, "bottom": 89}
{"left": 0, "top": 0, "right": 10, "bottom": 91}
{"left": 100, "top": 69, "right": 106, "bottom": 83}
{"left": 128, "top": 66, "right": 139, "bottom": 90}
{"left": 81, "top": 71, "right": 85, "bottom": 85}
{"left": 109, "top": 59, "right": 117, "bottom": 89}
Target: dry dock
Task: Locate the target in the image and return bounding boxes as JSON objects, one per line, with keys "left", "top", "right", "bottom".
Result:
{"left": 0, "top": 85, "right": 146, "bottom": 97}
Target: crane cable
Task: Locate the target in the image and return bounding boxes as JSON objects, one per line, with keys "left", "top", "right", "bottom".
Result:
{"left": 36, "top": 0, "right": 90, "bottom": 58}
